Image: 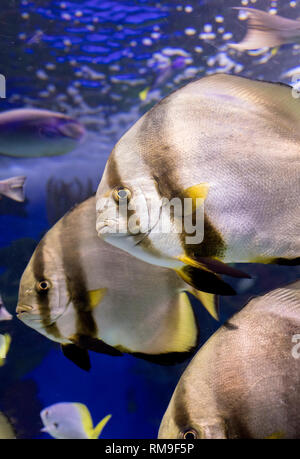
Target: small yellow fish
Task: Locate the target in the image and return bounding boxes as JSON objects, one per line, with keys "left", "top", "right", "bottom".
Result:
{"left": 40, "top": 403, "right": 111, "bottom": 439}
{"left": 139, "top": 87, "right": 150, "bottom": 102}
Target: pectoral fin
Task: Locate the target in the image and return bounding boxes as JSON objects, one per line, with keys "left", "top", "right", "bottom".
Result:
{"left": 88, "top": 288, "right": 107, "bottom": 309}
{"left": 183, "top": 183, "right": 209, "bottom": 201}
{"left": 181, "top": 183, "right": 209, "bottom": 214}
{"left": 61, "top": 344, "right": 91, "bottom": 372}
{"left": 72, "top": 335, "right": 123, "bottom": 357}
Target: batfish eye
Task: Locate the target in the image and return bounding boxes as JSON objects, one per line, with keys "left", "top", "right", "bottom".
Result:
{"left": 53, "top": 423, "right": 59, "bottom": 429}
{"left": 37, "top": 280, "right": 51, "bottom": 292}
{"left": 113, "top": 187, "right": 132, "bottom": 203}
{"left": 182, "top": 429, "right": 198, "bottom": 440}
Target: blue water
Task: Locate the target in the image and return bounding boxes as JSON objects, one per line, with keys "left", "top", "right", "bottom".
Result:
{"left": 0, "top": 0, "right": 300, "bottom": 439}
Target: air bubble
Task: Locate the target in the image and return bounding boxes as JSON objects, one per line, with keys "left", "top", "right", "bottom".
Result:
{"left": 185, "top": 28, "right": 196, "bottom": 36}
{"left": 215, "top": 16, "right": 224, "bottom": 23}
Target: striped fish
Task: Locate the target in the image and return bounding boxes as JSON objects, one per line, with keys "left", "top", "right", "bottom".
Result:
{"left": 17, "top": 196, "right": 217, "bottom": 371}
{"left": 159, "top": 281, "right": 300, "bottom": 439}
{"left": 96, "top": 74, "right": 300, "bottom": 295}
{"left": 41, "top": 403, "right": 111, "bottom": 439}
{"left": 230, "top": 7, "right": 300, "bottom": 51}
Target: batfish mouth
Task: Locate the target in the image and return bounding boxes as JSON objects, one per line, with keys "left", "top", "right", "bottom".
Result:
{"left": 134, "top": 205, "right": 163, "bottom": 246}
{"left": 96, "top": 219, "right": 130, "bottom": 238}
{"left": 16, "top": 304, "right": 42, "bottom": 323}
{"left": 16, "top": 304, "right": 33, "bottom": 315}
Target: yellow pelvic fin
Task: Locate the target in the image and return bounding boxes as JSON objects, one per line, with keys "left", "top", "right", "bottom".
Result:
{"left": 88, "top": 288, "right": 107, "bottom": 309}
{"left": 92, "top": 415, "right": 112, "bottom": 439}
{"left": 139, "top": 87, "right": 150, "bottom": 102}
{"left": 189, "top": 289, "right": 219, "bottom": 321}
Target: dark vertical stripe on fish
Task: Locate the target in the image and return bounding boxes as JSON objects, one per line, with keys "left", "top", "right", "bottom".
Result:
{"left": 138, "top": 98, "right": 226, "bottom": 258}
{"left": 60, "top": 215, "right": 98, "bottom": 338}
{"left": 32, "top": 239, "right": 61, "bottom": 338}
{"left": 107, "top": 152, "right": 138, "bottom": 233}
{"left": 173, "top": 381, "right": 193, "bottom": 433}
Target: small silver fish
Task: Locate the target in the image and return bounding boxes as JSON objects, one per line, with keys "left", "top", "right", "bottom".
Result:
{"left": 0, "top": 295, "right": 12, "bottom": 321}
{"left": 0, "top": 108, "right": 85, "bottom": 158}
{"left": 40, "top": 403, "right": 111, "bottom": 439}
{"left": 0, "top": 176, "right": 26, "bottom": 202}
{"left": 230, "top": 7, "right": 300, "bottom": 51}
{"left": 159, "top": 281, "right": 300, "bottom": 439}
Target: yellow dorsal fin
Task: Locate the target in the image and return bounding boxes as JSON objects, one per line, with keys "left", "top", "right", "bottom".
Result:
{"left": 189, "top": 289, "right": 219, "bottom": 321}
{"left": 88, "top": 288, "right": 107, "bottom": 309}
{"left": 92, "top": 415, "right": 112, "bottom": 439}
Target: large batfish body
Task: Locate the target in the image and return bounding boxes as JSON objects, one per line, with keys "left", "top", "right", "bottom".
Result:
{"left": 96, "top": 74, "right": 300, "bottom": 294}
{"left": 17, "top": 196, "right": 205, "bottom": 370}
{"left": 159, "top": 281, "right": 300, "bottom": 439}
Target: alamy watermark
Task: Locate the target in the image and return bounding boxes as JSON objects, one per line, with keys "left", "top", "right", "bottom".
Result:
{"left": 96, "top": 194, "right": 206, "bottom": 245}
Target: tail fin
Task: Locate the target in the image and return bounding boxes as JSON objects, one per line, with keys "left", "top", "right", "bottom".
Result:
{"left": 0, "top": 176, "right": 26, "bottom": 202}
{"left": 230, "top": 7, "right": 300, "bottom": 51}
{"left": 92, "top": 415, "right": 112, "bottom": 439}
